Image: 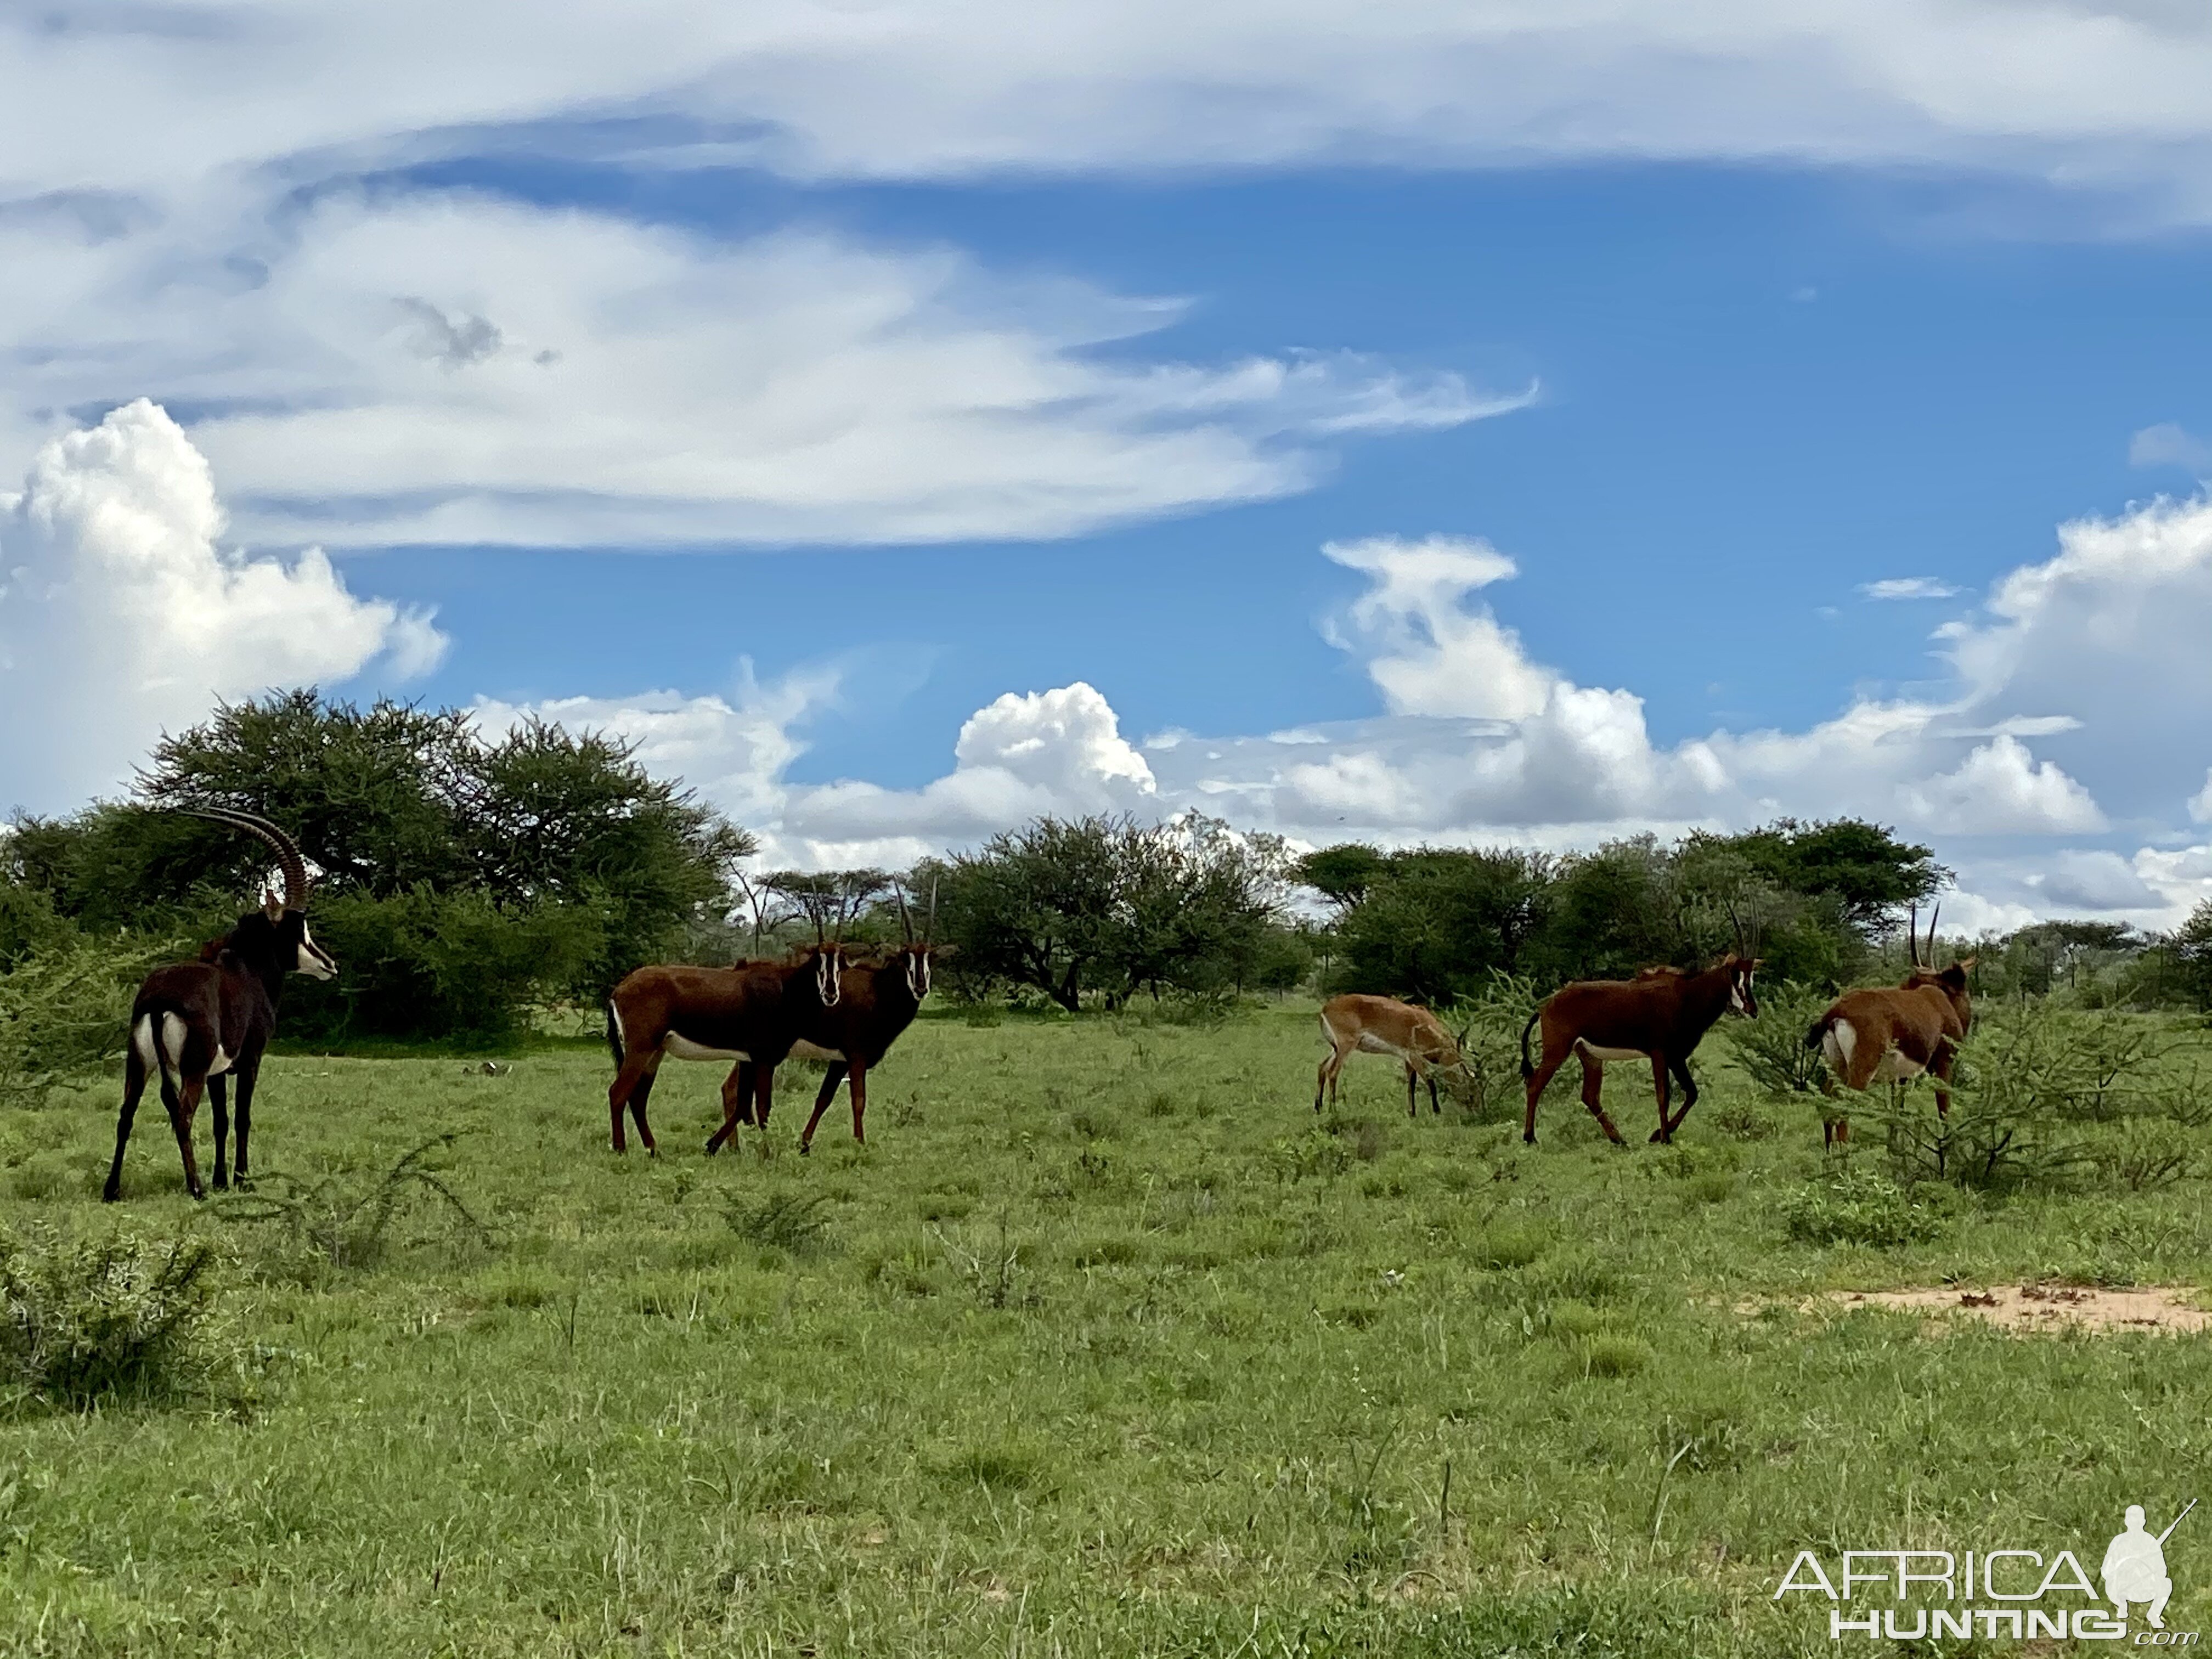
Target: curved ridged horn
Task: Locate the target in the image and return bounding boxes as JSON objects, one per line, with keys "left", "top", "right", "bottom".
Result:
{"left": 926, "top": 876, "right": 938, "bottom": 945}
{"left": 1925, "top": 902, "right": 1940, "bottom": 968}
{"left": 1725, "top": 896, "right": 1748, "bottom": 957}
{"left": 893, "top": 880, "right": 915, "bottom": 945}
{"left": 1906, "top": 902, "right": 1923, "bottom": 969}
{"left": 179, "top": 805, "right": 310, "bottom": 910}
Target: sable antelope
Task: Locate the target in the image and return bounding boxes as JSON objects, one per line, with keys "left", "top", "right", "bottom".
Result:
{"left": 105, "top": 808, "right": 336, "bottom": 1202}
{"left": 1519, "top": 926, "right": 1761, "bottom": 1146}
{"left": 708, "top": 881, "right": 948, "bottom": 1154}
{"left": 1804, "top": 904, "right": 1974, "bottom": 1148}
{"left": 603, "top": 942, "right": 844, "bottom": 1155}
{"left": 1313, "top": 995, "right": 1480, "bottom": 1118}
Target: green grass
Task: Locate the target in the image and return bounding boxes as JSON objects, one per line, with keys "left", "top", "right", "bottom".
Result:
{"left": 2, "top": 1004, "right": 2210, "bottom": 1655}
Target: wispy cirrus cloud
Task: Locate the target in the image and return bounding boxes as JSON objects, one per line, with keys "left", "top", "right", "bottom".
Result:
{"left": 1859, "top": 576, "right": 1960, "bottom": 601}
{"left": 0, "top": 194, "right": 1516, "bottom": 551}
{"left": 2131, "top": 422, "right": 2212, "bottom": 473}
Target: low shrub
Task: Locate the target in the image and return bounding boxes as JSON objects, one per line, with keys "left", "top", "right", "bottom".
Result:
{"left": 0, "top": 1225, "right": 226, "bottom": 1408}
{"left": 1779, "top": 1167, "right": 1947, "bottom": 1248}
{"left": 215, "top": 1136, "right": 490, "bottom": 1272}
{"left": 726, "top": 1191, "right": 836, "bottom": 1256}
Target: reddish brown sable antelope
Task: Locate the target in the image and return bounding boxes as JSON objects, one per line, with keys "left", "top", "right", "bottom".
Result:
{"left": 105, "top": 808, "right": 336, "bottom": 1202}
{"left": 1519, "top": 941, "right": 1761, "bottom": 1146}
{"left": 1313, "top": 995, "right": 1479, "bottom": 1117}
{"left": 603, "top": 943, "right": 844, "bottom": 1154}
{"left": 1804, "top": 904, "right": 1974, "bottom": 1147}
{"left": 708, "top": 882, "right": 949, "bottom": 1154}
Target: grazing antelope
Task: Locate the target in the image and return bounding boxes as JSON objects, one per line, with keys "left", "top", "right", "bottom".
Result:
{"left": 105, "top": 808, "right": 336, "bottom": 1202}
{"left": 1804, "top": 904, "right": 1974, "bottom": 1147}
{"left": 603, "top": 944, "right": 844, "bottom": 1154}
{"left": 1519, "top": 939, "right": 1761, "bottom": 1146}
{"left": 1313, "top": 995, "right": 1480, "bottom": 1118}
{"left": 709, "top": 883, "right": 948, "bottom": 1154}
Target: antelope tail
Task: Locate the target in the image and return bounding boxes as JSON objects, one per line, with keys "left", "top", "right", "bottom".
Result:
{"left": 1803, "top": 1016, "right": 1830, "bottom": 1052}
{"left": 605, "top": 1000, "right": 625, "bottom": 1070}
{"left": 1519, "top": 1009, "right": 1541, "bottom": 1081}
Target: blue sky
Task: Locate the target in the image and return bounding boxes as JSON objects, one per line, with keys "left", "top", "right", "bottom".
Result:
{"left": 6, "top": 3, "right": 2212, "bottom": 930}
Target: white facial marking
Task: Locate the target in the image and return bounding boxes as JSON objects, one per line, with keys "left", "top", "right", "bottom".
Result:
{"left": 295, "top": 921, "right": 336, "bottom": 980}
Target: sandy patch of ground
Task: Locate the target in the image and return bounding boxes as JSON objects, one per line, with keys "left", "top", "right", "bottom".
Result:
{"left": 1749, "top": 1284, "right": 2210, "bottom": 1334}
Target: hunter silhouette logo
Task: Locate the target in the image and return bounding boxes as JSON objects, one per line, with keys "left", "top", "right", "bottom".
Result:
{"left": 2106, "top": 1501, "right": 2193, "bottom": 1631}
{"left": 1775, "top": 1498, "right": 2199, "bottom": 1642}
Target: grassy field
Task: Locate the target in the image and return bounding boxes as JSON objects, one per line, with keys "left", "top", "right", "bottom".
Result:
{"left": 2, "top": 1000, "right": 2210, "bottom": 1656}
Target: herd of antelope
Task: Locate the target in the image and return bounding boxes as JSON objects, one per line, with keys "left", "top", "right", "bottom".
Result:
{"left": 1318, "top": 905, "right": 1974, "bottom": 1150}
{"left": 106, "top": 808, "right": 1978, "bottom": 1201}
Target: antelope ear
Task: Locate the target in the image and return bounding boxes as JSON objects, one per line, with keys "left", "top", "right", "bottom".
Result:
{"left": 1956, "top": 955, "right": 1978, "bottom": 970}
{"left": 263, "top": 887, "right": 284, "bottom": 923}
{"left": 1748, "top": 958, "right": 1765, "bottom": 971}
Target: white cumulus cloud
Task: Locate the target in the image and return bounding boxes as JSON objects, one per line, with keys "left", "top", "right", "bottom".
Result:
{"left": 0, "top": 401, "right": 443, "bottom": 811}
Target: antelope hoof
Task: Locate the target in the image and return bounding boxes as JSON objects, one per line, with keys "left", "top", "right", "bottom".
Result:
{"left": 101, "top": 1184, "right": 121, "bottom": 1204}
{"left": 798, "top": 1140, "right": 812, "bottom": 1156}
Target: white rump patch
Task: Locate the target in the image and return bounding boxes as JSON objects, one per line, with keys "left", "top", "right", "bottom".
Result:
{"left": 207, "top": 1046, "right": 233, "bottom": 1076}
{"left": 1821, "top": 1023, "right": 1857, "bottom": 1077}
{"left": 132, "top": 1014, "right": 157, "bottom": 1070}
{"left": 665, "top": 1034, "right": 747, "bottom": 1062}
{"left": 789, "top": 1040, "right": 847, "bottom": 1063}
{"left": 160, "top": 1013, "right": 189, "bottom": 1077}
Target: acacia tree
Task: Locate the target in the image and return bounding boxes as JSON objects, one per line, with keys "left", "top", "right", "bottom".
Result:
{"left": 10, "top": 691, "right": 752, "bottom": 1037}
{"left": 935, "top": 814, "right": 1286, "bottom": 1010}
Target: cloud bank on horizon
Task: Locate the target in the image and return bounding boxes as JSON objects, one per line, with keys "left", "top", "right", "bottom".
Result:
{"left": 10, "top": 404, "right": 2208, "bottom": 937}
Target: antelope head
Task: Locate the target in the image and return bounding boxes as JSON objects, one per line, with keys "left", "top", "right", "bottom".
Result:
{"left": 182, "top": 805, "right": 336, "bottom": 981}
{"left": 1723, "top": 898, "right": 1762, "bottom": 1017}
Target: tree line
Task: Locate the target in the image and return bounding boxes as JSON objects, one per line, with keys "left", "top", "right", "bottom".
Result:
{"left": 6, "top": 691, "right": 2212, "bottom": 1081}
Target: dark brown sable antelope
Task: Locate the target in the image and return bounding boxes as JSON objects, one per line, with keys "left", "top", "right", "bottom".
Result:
{"left": 603, "top": 938, "right": 846, "bottom": 1155}
{"left": 1804, "top": 904, "right": 1975, "bottom": 1148}
{"left": 105, "top": 808, "right": 336, "bottom": 1202}
{"left": 707, "top": 883, "right": 949, "bottom": 1155}
{"left": 1519, "top": 928, "right": 1762, "bottom": 1146}
{"left": 1313, "top": 994, "right": 1479, "bottom": 1118}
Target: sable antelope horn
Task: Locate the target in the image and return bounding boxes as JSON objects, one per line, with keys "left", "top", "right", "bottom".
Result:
{"left": 1907, "top": 901, "right": 1924, "bottom": 969}
{"left": 1725, "top": 895, "right": 1747, "bottom": 957}
{"left": 893, "top": 879, "right": 915, "bottom": 945}
{"left": 1925, "top": 902, "right": 1940, "bottom": 968}
{"left": 926, "top": 875, "right": 938, "bottom": 945}
{"left": 178, "top": 805, "right": 311, "bottom": 910}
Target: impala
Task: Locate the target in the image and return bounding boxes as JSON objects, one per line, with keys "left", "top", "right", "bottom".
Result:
{"left": 1313, "top": 994, "right": 1480, "bottom": 1117}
